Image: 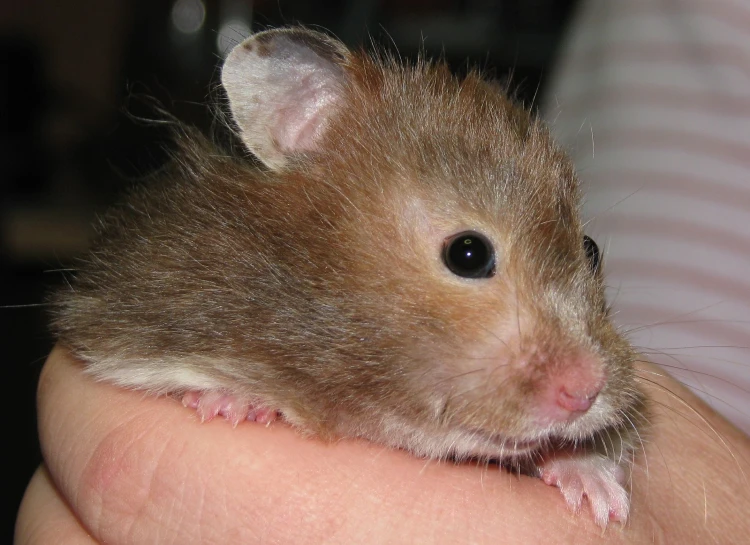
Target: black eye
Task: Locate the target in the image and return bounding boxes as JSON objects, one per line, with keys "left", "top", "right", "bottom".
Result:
{"left": 443, "top": 231, "right": 496, "bottom": 278}
{"left": 583, "top": 235, "right": 600, "bottom": 273}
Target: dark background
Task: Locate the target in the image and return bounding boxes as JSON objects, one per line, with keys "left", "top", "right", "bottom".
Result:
{"left": 2, "top": 0, "right": 579, "bottom": 539}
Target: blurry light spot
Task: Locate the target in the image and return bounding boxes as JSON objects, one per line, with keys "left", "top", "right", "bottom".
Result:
{"left": 171, "top": 0, "right": 206, "bottom": 35}
{"left": 217, "top": 18, "right": 252, "bottom": 57}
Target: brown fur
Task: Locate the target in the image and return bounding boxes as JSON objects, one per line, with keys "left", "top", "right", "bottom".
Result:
{"left": 51, "top": 34, "right": 646, "bottom": 466}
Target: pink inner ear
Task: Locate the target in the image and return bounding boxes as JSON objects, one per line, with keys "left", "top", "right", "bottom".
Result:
{"left": 271, "top": 73, "right": 340, "bottom": 154}
{"left": 221, "top": 32, "right": 347, "bottom": 169}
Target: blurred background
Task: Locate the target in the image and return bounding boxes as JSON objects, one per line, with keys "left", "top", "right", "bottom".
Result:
{"left": 2, "top": 0, "right": 579, "bottom": 538}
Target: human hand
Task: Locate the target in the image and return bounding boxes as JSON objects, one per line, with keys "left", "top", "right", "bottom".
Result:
{"left": 16, "top": 346, "right": 750, "bottom": 544}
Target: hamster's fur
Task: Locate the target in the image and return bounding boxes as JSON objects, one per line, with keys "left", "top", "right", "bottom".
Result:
{"left": 52, "top": 28, "right": 647, "bottom": 527}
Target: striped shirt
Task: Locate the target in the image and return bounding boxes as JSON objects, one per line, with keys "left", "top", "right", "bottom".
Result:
{"left": 543, "top": 0, "right": 750, "bottom": 434}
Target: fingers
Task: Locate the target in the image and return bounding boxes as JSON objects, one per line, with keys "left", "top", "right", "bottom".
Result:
{"left": 33, "top": 347, "right": 561, "bottom": 544}
{"left": 37, "top": 346, "right": 672, "bottom": 544}
{"left": 15, "top": 466, "right": 98, "bottom": 545}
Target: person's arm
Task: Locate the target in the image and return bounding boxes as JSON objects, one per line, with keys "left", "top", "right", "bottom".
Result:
{"left": 16, "top": 345, "right": 750, "bottom": 544}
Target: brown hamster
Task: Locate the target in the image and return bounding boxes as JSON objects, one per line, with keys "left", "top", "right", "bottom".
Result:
{"left": 51, "top": 27, "right": 647, "bottom": 528}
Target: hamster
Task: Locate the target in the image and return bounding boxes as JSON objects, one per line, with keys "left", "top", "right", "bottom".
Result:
{"left": 51, "top": 27, "right": 647, "bottom": 528}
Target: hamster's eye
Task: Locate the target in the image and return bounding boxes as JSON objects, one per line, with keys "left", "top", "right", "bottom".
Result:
{"left": 583, "top": 235, "right": 600, "bottom": 272}
{"left": 443, "top": 231, "right": 496, "bottom": 278}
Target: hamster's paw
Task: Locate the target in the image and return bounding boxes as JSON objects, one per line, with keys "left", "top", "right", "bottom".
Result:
{"left": 537, "top": 453, "right": 629, "bottom": 528}
{"left": 181, "top": 391, "right": 279, "bottom": 427}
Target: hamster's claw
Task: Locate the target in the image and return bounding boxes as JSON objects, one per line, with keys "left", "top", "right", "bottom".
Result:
{"left": 181, "top": 391, "right": 279, "bottom": 427}
{"left": 537, "top": 453, "right": 630, "bottom": 528}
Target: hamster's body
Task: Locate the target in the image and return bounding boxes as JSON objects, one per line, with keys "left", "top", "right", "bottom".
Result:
{"left": 52, "top": 28, "right": 647, "bottom": 527}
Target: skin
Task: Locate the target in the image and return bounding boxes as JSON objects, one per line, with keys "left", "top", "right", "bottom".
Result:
{"left": 15, "top": 346, "right": 750, "bottom": 544}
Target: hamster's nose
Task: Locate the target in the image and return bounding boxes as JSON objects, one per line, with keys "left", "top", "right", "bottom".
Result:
{"left": 534, "top": 358, "right": 606, "bottom": 424}
{"left": 557, "top": 387, "right": 599, "bottom": 413}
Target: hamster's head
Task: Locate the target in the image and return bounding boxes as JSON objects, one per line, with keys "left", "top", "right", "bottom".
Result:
{"left": 221, "top": 29, "right": 642, "bottom": 461}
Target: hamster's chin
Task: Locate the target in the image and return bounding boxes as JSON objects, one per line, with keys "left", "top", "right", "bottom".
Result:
{"left": 454, "top": 428, "right": 546, "bottom": 459}
{"left": 362, "top": 415, "right": 547, "bottom": 461}
{"left": 357, "top": 406, "right": 621, "bottom": 462}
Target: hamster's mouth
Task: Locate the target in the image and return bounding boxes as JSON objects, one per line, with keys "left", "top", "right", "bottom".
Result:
{"left": 464, "top": 427, "right": 546, "bottom": 455}
{"left": 495, "top": 436, "right": 542, "bottom": 452}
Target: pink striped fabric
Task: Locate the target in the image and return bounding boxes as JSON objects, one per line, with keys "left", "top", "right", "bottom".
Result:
{"left": 543, "top": 0, "right": 750, "bottom": 433}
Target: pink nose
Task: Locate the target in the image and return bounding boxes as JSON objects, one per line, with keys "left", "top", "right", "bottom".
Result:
{"left": 557, "top": 387, "right": 598, "bottom": 413}
{"left": 530, "top": 352, "right": 607, "bottom": 425}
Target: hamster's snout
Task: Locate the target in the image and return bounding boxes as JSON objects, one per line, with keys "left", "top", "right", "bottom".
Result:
{"left": 533, "top": 353, "right": 607, "bottom": 425}
{"left": 557, "top": 386, "right": 599, "bottom": 413}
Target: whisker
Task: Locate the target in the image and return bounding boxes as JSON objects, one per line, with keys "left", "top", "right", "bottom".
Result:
{"left": 635, "top": 357, "right": 750, "bottom": 399}
{"left": 0, "top": 303, "right": 50, "bottom": 309}
{"left": 620, "top": 302, "right": 726, "bottom": 335}
{"left": 634, "top": 373, "right": 748, "bottom": 484}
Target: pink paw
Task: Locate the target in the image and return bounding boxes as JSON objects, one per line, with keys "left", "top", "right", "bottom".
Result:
{"left": 181, "top": 391, "right": 279, "bottom": 427}
{"left": 538, "top": 453, "right": 629, "bottom": 528}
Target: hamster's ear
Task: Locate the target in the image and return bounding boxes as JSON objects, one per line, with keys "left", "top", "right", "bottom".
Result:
{"left": 221, "top": 28, "right": 350, "bottom": 170}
